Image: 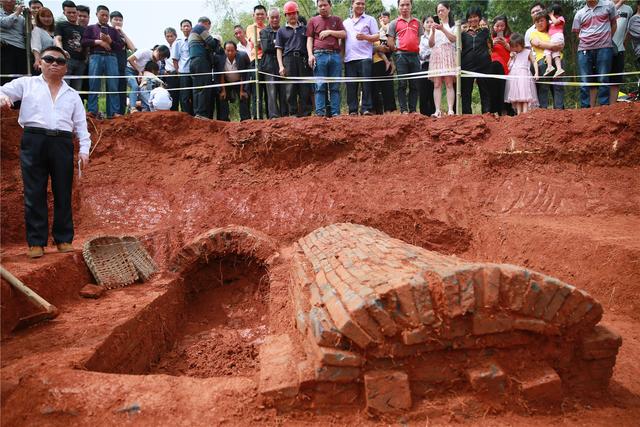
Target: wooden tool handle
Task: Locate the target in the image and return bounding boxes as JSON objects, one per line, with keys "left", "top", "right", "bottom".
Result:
{"left": 0, "top": 266, "right": 58, "bottom": 313}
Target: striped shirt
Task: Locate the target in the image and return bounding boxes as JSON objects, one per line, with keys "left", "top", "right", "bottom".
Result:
{"left": 572, "top": 0, "right": 616, "bottom": 51}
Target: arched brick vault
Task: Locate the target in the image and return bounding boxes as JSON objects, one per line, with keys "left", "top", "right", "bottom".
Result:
{"left": 257, "top": 223, "right": 622, "bottom": 412}
{"left": 169, "top": 226, "right": 278, "bottom": 274}
{"left": 291, "top": 223, "right": 603, "bottom": 354}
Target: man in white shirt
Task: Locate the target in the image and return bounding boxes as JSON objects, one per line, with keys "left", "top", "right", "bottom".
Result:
{"left": 163, "top": 26, "right": 180, "bottom": 111}
{"left": 218, "top": 41, "right": 251, "bottom": 121}
{"left": 172, "top": 19, "right": 194, "bottom": 115}
{"left": 0, "top": 46, "right": 91, "bottom": 258}
{"left": 234, "top": 25, "right": 253, "bottom": 56}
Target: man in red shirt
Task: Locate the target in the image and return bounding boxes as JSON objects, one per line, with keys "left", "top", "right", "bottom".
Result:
{"left": 306, "top": 0, "right": 346, "bottom": 117}
{"left": 386, "top": 0, "right": 423, "bottom": 113}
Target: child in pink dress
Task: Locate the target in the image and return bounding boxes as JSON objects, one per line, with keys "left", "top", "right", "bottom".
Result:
{"left": 505, "top": 33, "right": 539, "bottom": 115}
{"left": 543, "top": 3, "right": 565, "bottom": 77}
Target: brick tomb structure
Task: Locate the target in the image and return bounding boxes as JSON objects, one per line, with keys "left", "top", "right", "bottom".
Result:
{"left": 258, "top": 223, "right": 622, "bottom": 413}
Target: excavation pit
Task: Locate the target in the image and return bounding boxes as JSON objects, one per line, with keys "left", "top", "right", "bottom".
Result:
{"left": 1, "top": 105, "right": 639, "bottom": 425}
{"left": 149, "top": 255, "right": 270, "bottom": 378}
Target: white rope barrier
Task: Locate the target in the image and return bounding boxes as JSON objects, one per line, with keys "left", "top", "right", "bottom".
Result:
{"left": 2, "top": 68, "right": 638, "bottom": 95}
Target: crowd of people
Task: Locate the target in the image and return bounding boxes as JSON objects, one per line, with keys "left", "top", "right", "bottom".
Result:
{"left": 2, "top": 0, "right": 640, "bottom": 120}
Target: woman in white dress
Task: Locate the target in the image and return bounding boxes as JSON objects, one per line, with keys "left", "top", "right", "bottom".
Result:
{"left": 428, "top": 1, "right": 457, "bottom": 117}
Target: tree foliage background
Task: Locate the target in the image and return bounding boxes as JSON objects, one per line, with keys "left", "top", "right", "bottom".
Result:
{"left": 205, "top": 0, "right": 638, "bottom": 110}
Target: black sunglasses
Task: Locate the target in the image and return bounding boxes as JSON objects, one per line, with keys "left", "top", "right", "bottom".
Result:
{"left": 42, "top": 55, "right": 67, "bottom": 65}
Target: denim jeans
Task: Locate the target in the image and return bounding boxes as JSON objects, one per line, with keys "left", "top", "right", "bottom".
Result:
{"left": 126, "top": 67, "right": 152, "bottom": 112}
{"left": 536, "top": 58, "right": 565, "bottom": 109}
{"left": 88, "top": 53, "right": 120, "bottom": 117}
{"left": 577, "top": 47, "right": 613, "bottom": 108}
{"left": 345, "top": 58, "right": 373, "bottom": 114}
{"left": 314, "top": 51, "right": 342, "bottom": 116}
{"left": 394, "top": 52, "right": 420, "bottom": 113}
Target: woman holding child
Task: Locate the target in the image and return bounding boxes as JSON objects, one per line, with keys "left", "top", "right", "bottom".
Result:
{"left": 530, "top": 11, "right": 565, "bottom": 109}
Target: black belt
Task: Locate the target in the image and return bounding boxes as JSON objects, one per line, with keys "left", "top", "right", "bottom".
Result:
{"left": 24, "top": 127, "right": 73, "bottom": 138}
{"left": 396, "top": 51, "right": 419, "bottom": 55}
{"left": 287, "top": 51, "right": 306, "bottom": 57}
{"left": 314, "top": 49, "right": 339, "bottom": 54}
{"left": 91, "top": 51, "right": 113, "bottom": 56}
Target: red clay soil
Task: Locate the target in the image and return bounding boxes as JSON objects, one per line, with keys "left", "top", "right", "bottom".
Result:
{"left": 1, "top": 104, "right": 639, "bottom": 425}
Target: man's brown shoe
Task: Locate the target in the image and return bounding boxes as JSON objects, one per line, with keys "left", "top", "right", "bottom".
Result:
{"left": 27, "top": 246, "right": 44, "bottom": 258}
{"left": 56, "top": 243, "right": 74, "bottom": 253}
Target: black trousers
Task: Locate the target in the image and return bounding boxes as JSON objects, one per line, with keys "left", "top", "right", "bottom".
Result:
{"left": 283, "top": 54, "right": 312, "bottom": 117}
{"left": 419, "top": 61, "right": 435, "bottom": 116}
{"left": 249, "top": 60, "right": 268, "bottom": 119}
{"left": 0, "top": 43, "right": 28, "bottom": 85}
{"left": 372, "top": 60, "right": 396, "bottom": 114}
{"left": 20, "top": 132, "right": 74, "bottom": 246}
{"left": 461, "top": 63, "right": 491, "bottom": 114}
{"left": 488, "top": 61, "right": 507, "bottom": 115}
{"left": 178, "top": 73, "right": 194, "bottom": 115}
{"left": 191, "top": 57, "right": 213, "bottom": 118}
{"left": 163, "top": 73, "right": 180, "bottom": 111}
{"left": 218, "top": 85, "right": 251, "bottom": 121}
{"left": 115, "top": 50, "right": 127, "bottom": 115}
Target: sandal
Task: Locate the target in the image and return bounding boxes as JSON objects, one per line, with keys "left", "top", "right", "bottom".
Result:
{"left": 431, "top": 110, "right": 442, "bottom": 118}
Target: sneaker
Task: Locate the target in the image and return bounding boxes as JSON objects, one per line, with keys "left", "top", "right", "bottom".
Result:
{"left": 194, "top": 114, "right": 209, "bottom": 120}
{"left": 56, "top": 243, "right": 74, "bottom": 253}
{"left": 554, "top": 69, "right": 565, "bottom": 78}
{"left": 362, "top": 111, "right": 373, "bottom": 116}
{"left": 543, "top": 66, "right": 555, "bottom": 77}
{"left": 349, "top": 112, "right": 358, "bottom": 116}
{"left": 431, "top": 110, "right": 442, "bottom": 118}
{"left": 27, "top": 246, "right": 44, "bottom": 258}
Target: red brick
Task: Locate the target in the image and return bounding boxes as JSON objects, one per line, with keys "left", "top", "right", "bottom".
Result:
{"left": 552, "top": 287, "right": 587, "bottom": 326}
{"left": 532, "top": 276, "right": 560, "bottom": 318}
{"left": 259, "top": 334, "right": 299, "bottom": 399}
{"left": 314, "top": 344, "right": 363, "bottom": 367}
{"left": 457, "top": 268, "right": 477, "bottom": 315}
{"left": 472, "top": 311, "right": 513, "bottom": 335}
{"left": 321, "top": 287, "right": 374, "bottom": 349}
{"left": 518, "top": 366, "right": 563, "bottom": 402}
{"left": 79, "top": 284, "right": 105, "bottom": 299}
{"left": 581, "top": 325, "right": 622, "bottom": 360}
{"left": 401, "top": 326, "right": 432, "bottom": 345}
{"left": 441, "top": 316, "right": 471, "bottom": 339}
{"left": 326, "top": 270, "right": 384, "bottom": 343}
{"left": 499, "top": 267, "right": 530, "bottom": 312}
{"left": 314, "top": 363, "right": 360, "bottom": 383}
{"left": 543, "top": 283, "right": 571, "bottom": 321}
{"left": 411, "top": 274, "right": 437, "bottom": 326}
{"left": 580, "top": 303, "right": 604, "bottom": 330}
{"left": 513, "top": 317, "right": 559, "bottom": 335}
{"left": 474, "top": 265, "right": 501, "bottom": 310}
{"left": 365, "top": 295, "right": 399, "bottom": 337}
{"left": 567, "top": 297, "right": 598, "bottom": 327}
{"left": 308, "top": 306, "right": 342, "bottom": 347}
{"left": 364, "top": 370, "right": 412, "bottom": 413}
{"left": 467, "top": 363, "right": 507, "bottom": 393}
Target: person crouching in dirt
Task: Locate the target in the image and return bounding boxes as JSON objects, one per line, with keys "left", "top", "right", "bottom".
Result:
{"left": 139, "top": 61, "right": 173, "bottom": 112}
{"left": 0, "top": 46, "right": 91, "bottom": 258}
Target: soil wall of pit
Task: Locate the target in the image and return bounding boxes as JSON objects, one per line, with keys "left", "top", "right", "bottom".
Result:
{"left": 1, "top": 105, "right": 639, "bottom": 323}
